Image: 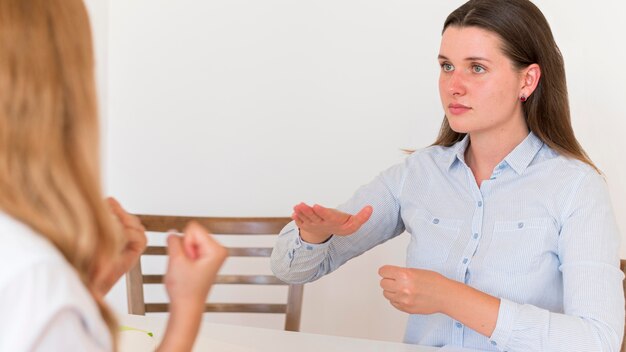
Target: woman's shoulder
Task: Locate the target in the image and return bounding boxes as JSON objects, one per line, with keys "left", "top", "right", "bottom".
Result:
{"left": 0, "top": 212, "right": 95, "bottom": 308}
{"left": 0, "top": 212, "right": 111, "bottom": 350}
{"left": 403, "top": 144, "right": 457, "bottom": 169}
{"left": 534, "top": 144, "right": 600, "bottom": 180}
{"left": 0, "top": 213, "right": 62, "bottom": 274}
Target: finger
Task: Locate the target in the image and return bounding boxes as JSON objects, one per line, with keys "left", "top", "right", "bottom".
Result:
{"left": 299, "top": 205, "right": 323, "bottom": 223}
{"left": 353, "top": 205, "right": 373, "bottom": 224}
{"left": 378, "top": 265, "right": 401, "bottom": 279}
{"left": 107, "top": 197, "right": 144, "bottom": 230}
{"left": 166, "top": 234, "right": 185, "bottom": 259}
{"left": 379, "top": 278, "right": 397, "bottom": 291}
{"left": 311, "top": 204, "right": 346, "bottom": 223}
{"left": 293, "top": 203, "right": 316, "bottom": 222}
{"left": 294, "top": 208, "right": 314, "bottom": 223}
{"left": 184, "top": 221, "right": 225, "bottom": 259}
{"left": 292, "top": 213, "right": 304, "bottom": 227}
{"left": 293, "top": 202, "right": 313, "bottom": 213}
{"left": 389, "top": 300, "right": 405, "bottom": 312}
{"left": 382, "top": 289, "right": 397, "bottom": 301}
{"left": 182, "top": 222, "right": 205, "bottom": 260}
{"left": 341, "top": 205, "right": 373, "bottom": 232}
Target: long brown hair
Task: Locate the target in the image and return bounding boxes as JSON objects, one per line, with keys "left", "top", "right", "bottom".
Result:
{"left": 433, "top": 0, "right": 598, "bottom": 172}
{"left": 0, "top": 0, "right": 122, "bottom": 346}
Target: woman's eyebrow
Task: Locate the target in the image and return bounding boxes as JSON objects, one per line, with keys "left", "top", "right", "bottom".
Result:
{"left": 437, "top": 54, "right": 491, "bottom": 63}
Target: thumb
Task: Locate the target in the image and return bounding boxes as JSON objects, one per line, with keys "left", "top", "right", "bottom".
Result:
{"left": 166, "top": 234, "right": 185, "bottom": 259}
{"left": 354, "top": 205, "right": 373, "bottom": 224}
{"left": 343, "top": 205, "right": 373, "bottom": 232}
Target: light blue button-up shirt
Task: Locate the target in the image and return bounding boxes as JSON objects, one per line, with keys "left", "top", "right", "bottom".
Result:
{"left": 271, "top": 132, "right": 624, "bottom": 351}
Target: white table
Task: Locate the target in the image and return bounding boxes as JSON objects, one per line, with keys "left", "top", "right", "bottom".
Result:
{"left": 119, "top": 313, "right": 445, "bottom": 352}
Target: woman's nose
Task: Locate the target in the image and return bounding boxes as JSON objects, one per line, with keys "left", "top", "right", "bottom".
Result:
{"left": 447, "top": 72, "right": 466, "bottom": 97}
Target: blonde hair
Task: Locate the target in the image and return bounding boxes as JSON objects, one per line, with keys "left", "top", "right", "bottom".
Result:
{"left": 0, "top": 0, "right": 122, "bottom": 346}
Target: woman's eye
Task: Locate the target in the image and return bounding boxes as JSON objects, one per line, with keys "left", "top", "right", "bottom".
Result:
{"left": 441, "top": 63, "right": 454, "bottom": 72}
{"left": 472, "top": 65, "right": 486, "bottom": 73}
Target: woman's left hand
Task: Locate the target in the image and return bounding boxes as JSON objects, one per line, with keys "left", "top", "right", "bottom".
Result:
{"left": 378, "top": 265, "right": 450, "bottom": 315}
{"left": 94, "top": 197, "right": 147, "bottom": 296}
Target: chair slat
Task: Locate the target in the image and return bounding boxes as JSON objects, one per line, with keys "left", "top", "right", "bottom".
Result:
{"left": 143, "top": 274, "right": 288, "bottom": 285}
{"left": 144, "top": 246, "right": 272, "bottom": 257}
{"left": 228, "top": 248, "right": 272, "bottom": 257}
{"left": 145, "top": 303, "right": 288, "bottom": 314}
{"left": 137, "top": 215, "right": 291, "bottom": 235}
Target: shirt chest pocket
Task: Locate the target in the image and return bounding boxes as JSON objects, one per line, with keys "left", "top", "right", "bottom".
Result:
{"left": 483, "top": 218, "right": 554, "bottom": 274}
{"left": 407, "top": 209, "right": 462, "bottom": 266}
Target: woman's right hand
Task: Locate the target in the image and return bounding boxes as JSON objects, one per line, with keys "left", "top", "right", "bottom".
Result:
{"left": 157, "top": 222, "right": 227, "bottom": 352}
{"left": 292, "top": 203, "right": 373, "bottom": 244}
{"left": 164, "top": 221, "right": 227, "bottom": 306}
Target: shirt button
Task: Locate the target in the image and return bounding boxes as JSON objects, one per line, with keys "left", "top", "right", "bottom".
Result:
{"left": 491, "top": 341, "right": 497, "bottom": 346}
{"left": 306, "top": 245, "right": 313, "bottom": 250}
{"left": 462, "top": 258, "right": 468, "bottom": 264}
{"left": 473, "top": 233, "right": 478, "bottom": 239}
{"left": 432, "top": 218, "right": 440, "bottom": 224}
{"left": 477, "top": 201, "right": 483, "bottom": 207}
{"left": 455, "top": 322, "right": 462, "bottom": 328}
{"left": 518, "top": 222, "right": 524, "bottom": 229}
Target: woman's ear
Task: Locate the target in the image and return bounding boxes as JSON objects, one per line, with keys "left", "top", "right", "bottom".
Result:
{"left": 521, "top": 63, "right": 541, "bottom": 97}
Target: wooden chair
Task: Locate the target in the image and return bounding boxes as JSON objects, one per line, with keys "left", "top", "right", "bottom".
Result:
{"left": 621, "top": 259, "right": 626, "bottom": 352}
{"left": 125, "top": 215, "right": 304, "bottom": 332}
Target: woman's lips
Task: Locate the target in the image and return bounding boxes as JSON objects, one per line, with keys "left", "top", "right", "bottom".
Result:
{"left": 448, "top": 103, "right": 471, "bottom": 115}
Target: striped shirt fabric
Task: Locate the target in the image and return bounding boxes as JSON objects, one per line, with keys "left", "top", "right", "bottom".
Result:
{"left": 271, "top": 132, "right": 624, "bottom": 351}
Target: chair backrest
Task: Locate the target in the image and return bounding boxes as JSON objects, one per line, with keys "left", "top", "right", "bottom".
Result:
{"left": 125, "top": 215, "right": 304, "bottom": 332}
{"left": 619, "top": 259, "right": 626, "bottom": 352}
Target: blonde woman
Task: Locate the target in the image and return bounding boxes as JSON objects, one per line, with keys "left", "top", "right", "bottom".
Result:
{"left": 0, "top": 0, "right": 227, "bottom": 351}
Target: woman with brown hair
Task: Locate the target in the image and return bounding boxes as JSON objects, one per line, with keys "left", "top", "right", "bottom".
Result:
{"left": 0, "top": 0, "right": 227, "bottom": 350}
{"left": 271, "top": 0, "right": 624, "bottom": 351}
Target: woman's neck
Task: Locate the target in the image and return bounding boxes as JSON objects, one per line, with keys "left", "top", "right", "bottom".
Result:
{"left": 465, "top": 125, "right": 529, "bottom": 187}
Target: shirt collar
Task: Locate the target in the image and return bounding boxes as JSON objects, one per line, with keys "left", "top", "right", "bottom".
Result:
{"left": 446, "top": 132, "right": 544, "bottom": 175}
{"left": 446, "top": 134, "right": 470, "bottom": 170}
{"left": 503, "top": 131, "right": 544, "bottom": 174}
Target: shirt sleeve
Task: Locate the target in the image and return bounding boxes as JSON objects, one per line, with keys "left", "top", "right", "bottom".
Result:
{"left": 489, "top": 169, "right": 625, "bottom": 352}
{"left": 32, "top": 308, "right": 110, "bottom": 352}
{"left": 271, "top": 162, "right": 408, "bottom": 284}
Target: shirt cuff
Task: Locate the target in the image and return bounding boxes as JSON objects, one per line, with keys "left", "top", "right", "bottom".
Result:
{"left": 489, "top": 298, "right": 521, "bottom": 350}
{"left": 297, "top": 230, "right": 333, "bottom": 251}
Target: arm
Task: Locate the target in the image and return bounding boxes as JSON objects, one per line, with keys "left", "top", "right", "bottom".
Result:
{"left": 379, "top": 170, "right": 624, "bottom": 351}
{"left": 157, "top": 221, "right": 227, "bottom": 352}
{"left": 270, "top": 163, "right": 407, "bottom": 284}
{"left": 379, "top": 265, "right": 500, "bottom": 337}
{"left": 491, "top": 170, "right": 624, "bottom": 351}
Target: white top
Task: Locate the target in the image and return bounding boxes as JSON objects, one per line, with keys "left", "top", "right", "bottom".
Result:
{"left": 0, "top": 212, "right": 112, "bottom": 351}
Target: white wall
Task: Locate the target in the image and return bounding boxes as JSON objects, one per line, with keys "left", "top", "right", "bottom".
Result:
{"left": 92, "top": 0, "right": 626, "bottom": 343}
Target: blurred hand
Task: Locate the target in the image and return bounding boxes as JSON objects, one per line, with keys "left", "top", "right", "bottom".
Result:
{"left": 292, "top": 202, "right": 373, "bottom": 243}
{"left": 94, "top": 197, "right": 147, "bottom": 296}
{"left": 378, "top": 265, "right": 449, "bottom": 315}
{"left": 164, "top": 221, "right": 228, "bottom": 307}
{"left": 157, "top": 222, "right": 227, "bottom": 352}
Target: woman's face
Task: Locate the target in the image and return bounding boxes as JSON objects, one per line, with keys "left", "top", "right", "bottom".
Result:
{"left": 438, "top": 26, "right": 526, "bottom": 136}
